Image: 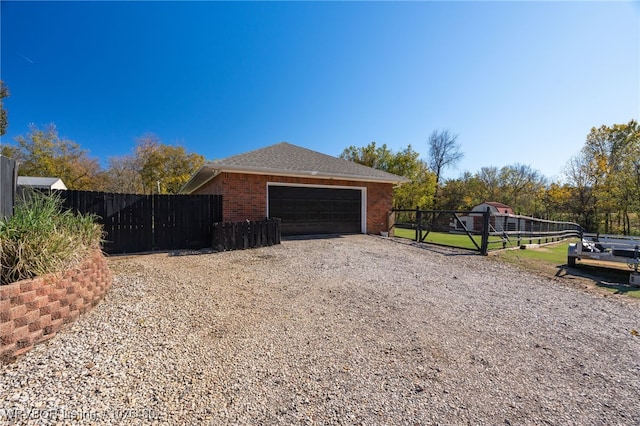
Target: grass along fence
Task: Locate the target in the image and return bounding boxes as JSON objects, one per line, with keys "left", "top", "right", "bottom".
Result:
{"left": 391, "top": 208, "right": 582, "bottom": 254}
{"left": 393, "top": 228, "right": 502, "bottom": 252}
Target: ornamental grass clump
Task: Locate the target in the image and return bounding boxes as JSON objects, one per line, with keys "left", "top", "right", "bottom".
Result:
{"left": 0, "top": 190, "right": 103, "bottom": 284}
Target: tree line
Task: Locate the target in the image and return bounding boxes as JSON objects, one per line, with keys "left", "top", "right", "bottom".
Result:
{"left": 0, "top": 123, "right": 203, "bottom": 194}
{"left": 342, "top": 121, "right": 640, "bottom": 234}
{"left": 2, "top": 80, "right": 638, "bottom": 233}
{"left": 0, "top": 80, "right": 203, "bottom": 194}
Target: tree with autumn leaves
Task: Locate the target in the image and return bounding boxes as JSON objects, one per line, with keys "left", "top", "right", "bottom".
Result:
{"left": 2, "top": 124, "right": 203, "bottom": 194}
{"left": 106, "top": 134, "right": 204, "bottom": 194}
{"left": 342, "top": 120, "right": 640, "bottom": 234}
{"left": 564, "top": 120, "right": 640, "bottom": 233}
{"left": 0, "top": 81, "right": 9, "bottom": 137}
{"left": 436, "top": 165, "right": 547, "bottom": 216}
{"left": 340, "top": 142, "right": 436, "bottom": 209}
{"left": 5, "top": 124, "right": 101, "bottom": 190}
{"left": 4, "top": 114, "right": 640, "bottom": 233}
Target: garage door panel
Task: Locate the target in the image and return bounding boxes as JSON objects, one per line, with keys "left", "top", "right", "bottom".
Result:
{"left": 269, "top": 186, "right": 362, "bottom": 236}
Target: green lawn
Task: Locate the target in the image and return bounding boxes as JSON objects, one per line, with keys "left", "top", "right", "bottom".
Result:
{"left": 393, "top": 227, "right": 503, "bottom": 251}
{"left": 498, "top": 239, "right": 574, "bottom": 263}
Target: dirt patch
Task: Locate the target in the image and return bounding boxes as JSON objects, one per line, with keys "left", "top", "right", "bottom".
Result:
{"left": 490, "top": 250, "right": 640, "bottom": 301}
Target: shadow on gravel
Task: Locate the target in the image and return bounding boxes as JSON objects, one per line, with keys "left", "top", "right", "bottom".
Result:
{"left": 107, "top": 248, "right": 216, "bottom": 258}
{"left": 282, "top": 234, "right": 350, "bottom": 241}
{"left": 387, "top": 237, "right": 478, "bottom": 257}
{"left": 168, "top": 249, "right": 216, "bottom": 257}
{"left": 556, "top": 264, "right": 639, "bottom": 294}
{"left": 596, "top": 281, "right": 640, "bottom": 295}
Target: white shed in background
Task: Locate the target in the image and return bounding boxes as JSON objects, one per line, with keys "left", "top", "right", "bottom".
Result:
{"left": 17, "top": 176, "right": 67, "bottom": 190}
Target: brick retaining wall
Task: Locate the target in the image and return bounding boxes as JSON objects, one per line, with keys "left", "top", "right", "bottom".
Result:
{"left": 0, "top": 250, "right": 112, "bottom": 362}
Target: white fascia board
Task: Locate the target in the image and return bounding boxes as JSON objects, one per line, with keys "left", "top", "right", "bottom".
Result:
{"left": 180, "top": 165, "right": 220, "bottom": 194}
{"left": 215, "top": 164, "right": 408, "bottom": 185}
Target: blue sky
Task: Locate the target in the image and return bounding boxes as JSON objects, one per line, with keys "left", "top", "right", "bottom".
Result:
{"left": 2, "top": 1, "right": 638, "bottom": 182}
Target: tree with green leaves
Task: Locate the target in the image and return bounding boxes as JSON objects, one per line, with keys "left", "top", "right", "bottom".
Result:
{"left": 0, "top": 81, "right": 9, "bottom": 136}
{"left": 391, "top": 146, "right": 436, "bottom": 209}
{"left": 104, "top": 134, "right": 204, "bottom": 194}
{"left": 436, "top": 172, "right": 475, "bottom": 210}
{"left": 11, "top": 124, "right": 101, "bottom": 190}
{"left": 340, "top": 142, "right": 394, "bottom": 170}
{"left": 0, "top": 144, "right": 19, "bottom": 158}
{"left": 437, "top": 163, "right": 547, "bottom": 215}
{"left": 543, "top": 183, "right": 567, "bottom": 218}
{"left": 497, "top": 163, "right": 547, "bottom": 215}
{"left": 340, "top": 142, "right": 435, "bottom": 209}
{"left": 576, "top": 119, "right": 640, "bottom": 233}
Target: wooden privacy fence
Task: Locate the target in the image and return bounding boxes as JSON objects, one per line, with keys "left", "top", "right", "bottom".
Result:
{"left": 58, "top": 190, "right": 222, "bottom": 254}
{"left": 0, "top": 156, "right": 17, "bottom": 220}
{"left": 212, "top": 218, "right": 281, "bottom": 252}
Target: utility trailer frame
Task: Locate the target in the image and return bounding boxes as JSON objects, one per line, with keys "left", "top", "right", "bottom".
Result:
{"left": 568, "top": 233, "right": 640, "bottom": 285}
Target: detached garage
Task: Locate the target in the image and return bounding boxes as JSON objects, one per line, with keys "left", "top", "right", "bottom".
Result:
{"left": 180, "top": 142, "right": 408, "bottom": 236}
{"left": 268, "top": 184, "right": 363, "bottom": 235}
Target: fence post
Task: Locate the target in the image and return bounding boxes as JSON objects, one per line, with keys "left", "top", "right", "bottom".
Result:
{"left": 242, "top": 221, "right": 249, "bottom": 249}
{"left": 415, "top": 206, "right": 421, "bottom": 242}
{"left": 480, "top": 207, "right": 491, "bottom": 255}
{"left": 387, "top": 210, "right": 396, "bottom": 236}
{"left": 502, "top": 214, "right": 508, "bottom": 249}
{"left": 0, "top": 156, "right": 17, "bottom": 220}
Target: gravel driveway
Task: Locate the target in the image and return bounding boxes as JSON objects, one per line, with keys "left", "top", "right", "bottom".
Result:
{"left": 2, "top": 235, "right": 640, "bottom": 424}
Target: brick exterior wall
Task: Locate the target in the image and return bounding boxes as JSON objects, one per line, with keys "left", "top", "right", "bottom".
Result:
{"left": 194, "top": 172, "right": 394, "bottom": 235}
{"left": 0, "top": 250, "right": 112, "bottom": 363}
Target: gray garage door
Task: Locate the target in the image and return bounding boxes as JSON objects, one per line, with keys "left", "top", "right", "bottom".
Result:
{"left": 268, "top": 186, "right": 362, "bottom": 236}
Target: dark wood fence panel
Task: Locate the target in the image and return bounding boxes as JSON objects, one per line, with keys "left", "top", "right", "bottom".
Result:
{"left": 153, "top": 194, "right": 174, "bottom": 251}
{"left": 154, "top": 194, "right": 219, "bottom": 251}
{"left": 0, "top": 156, "right": 17, "bottom": 220}
{"left": 58, "top": 190, "right": 222, "bottom": 254}
{"left": 212, "top": 218, "right": 281, "bottom": 252}
{"left": 109, "top": 193, "right": 152, "bottom": 254}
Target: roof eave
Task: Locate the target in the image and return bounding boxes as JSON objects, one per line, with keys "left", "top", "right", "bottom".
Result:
{"left": 211, "top": 164, "right": 409, "bottom": 185}
{"left": 181, "top": 162, "right": 411, "bottom": 194}
{"left": 179, "top": 164, "right": 220, "bottom": 194}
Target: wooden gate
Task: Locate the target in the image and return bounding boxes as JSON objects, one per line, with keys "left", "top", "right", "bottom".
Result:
{"left": 153, "top": 194, "right": 221, "bottom": 251}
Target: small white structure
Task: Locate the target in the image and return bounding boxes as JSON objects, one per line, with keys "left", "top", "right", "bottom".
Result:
{"left": 452, "top": 202, "right": 518, "bottom": 232}
{"left": 17, "top": 176, "right": 67, "bottom": 190}
{"left": 472, "top": 201, "right": 514, "bottom": 215}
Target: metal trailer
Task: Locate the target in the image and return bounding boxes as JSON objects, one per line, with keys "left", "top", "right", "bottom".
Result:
{"left": 568, "top": 233, "right": 640, "bottom": 285}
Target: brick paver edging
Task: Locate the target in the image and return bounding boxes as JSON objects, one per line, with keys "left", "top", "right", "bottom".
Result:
{"left": 0, "top": 250, "right": 112, "bottom": 363}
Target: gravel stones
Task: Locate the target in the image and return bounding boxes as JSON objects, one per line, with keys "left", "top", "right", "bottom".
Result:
{"left": 1, "top": 235, "right": 639, "bottom": 424}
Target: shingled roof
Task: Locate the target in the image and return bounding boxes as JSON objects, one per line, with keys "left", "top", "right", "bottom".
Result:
{"left": 17, "top": 176, "right": 67, "bottom": 190}
{"left": 181, "top": 142, "right": 409, "bottom": 193}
